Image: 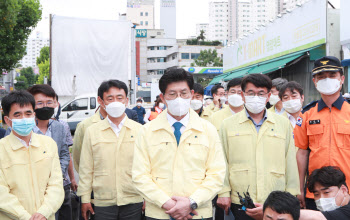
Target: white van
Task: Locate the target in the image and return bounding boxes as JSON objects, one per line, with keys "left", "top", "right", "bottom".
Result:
{"left": 60, "top": 93, "right": 98, "bottom": 132}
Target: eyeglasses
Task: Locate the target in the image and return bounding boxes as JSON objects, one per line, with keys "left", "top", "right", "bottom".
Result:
{"left": 228, "top": 90, "right": 242, "bottom": 95}
{"left": 36, "top": 101, "right": 55, "bottom": 108}
{"left": 244, "top": 91, "right": 269, "bottom": 98}
{"left": 165, "top": 91, "right": 191, "bottom": 100}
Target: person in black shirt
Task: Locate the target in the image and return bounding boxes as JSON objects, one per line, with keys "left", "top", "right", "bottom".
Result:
{"left": 299, "top": 166, "right": 350, "bottom": 220}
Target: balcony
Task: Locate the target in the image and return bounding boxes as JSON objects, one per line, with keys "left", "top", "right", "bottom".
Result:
{"left": 147, "top": 62, "right": 167, "bottom": 70}
{"left": 147, "top": 45, "right": 179, "bottom": 58}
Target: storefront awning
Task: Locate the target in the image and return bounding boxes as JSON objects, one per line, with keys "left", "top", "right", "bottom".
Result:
{"left": 208, "top": 73, "right": 229, "bottom": 85}
{"left": 248, "top": 53, "right": 304, "bottom": 74}
{"left": 223, "top": 67, "right": 252, "bottom": 81}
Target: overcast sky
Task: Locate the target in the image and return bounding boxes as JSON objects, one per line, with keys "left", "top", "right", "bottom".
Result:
{"left": 33, "top": 0, "right": 340, "bottom": 39}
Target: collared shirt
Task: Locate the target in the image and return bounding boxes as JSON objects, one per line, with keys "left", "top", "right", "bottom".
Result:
{"left": 246, "top": 109, "right": 268, "bottom": 132}
{"left": 229, "top": 107, "right": 236, "bottom": 115}
{"left": 32, "top": 119, "right": 70, "bottom": 186}
{"left": 219, "top": 109, "right": 299, "bottom": 204}
{"left": 286, "top": 112, "right": 297, "bottom": 128}
{"left": 33, "top": 121, "right": 53, "bottom": 137}
{"left": 167, "top": 112, "right": 190, "bottom": 134}
{"left": 275, "top": 107, "right": 285, "bottom": 115}
{"left": 132, "top": 109, "right": 226, "bottom": 219}
{"left": 107, "top": 116, "right": 126, "bottom": 137}
{"left": 294, "top": 94, "right": 350, "bottom": 199}
{"left": 78, "top": 117, "right": 143, "bottom": 206}
{"left": 132, "top": 106, "right": 146, "bottom": 124}
{"left": 209, "top": 105, "right": 235, "bottom": 132}
{"left": 14, "top": 135, "right": 32, "bottom": 148}
{"left": 0, "top": 132, "right": 64, "bottom": 220}
{"left": 73, "top": 111, "right": 102, "bottom": 173}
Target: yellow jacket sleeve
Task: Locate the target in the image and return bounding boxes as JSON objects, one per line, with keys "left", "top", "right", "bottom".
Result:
{"left": 0, "top": 169, "right": 32, "bottom": 220}
{"left": 77, "top": 128, "right": 94, "bottom": 203}
{"left": 217, "top": 122, "right": 231, "bottom": 198}
{"left": 72, "top": 123, "right": 83, "bottom": 173}
{"left": 189, "top": 123, "right": 226, "bottom": 207}
{"left": 37, "top": 144, "right": 65, "bottom": 219}
{"left": 132, "top": 127, "right": 171, "bottom": 208}
{"left": 285, "top": 124, "right": 300, "bottom": 195}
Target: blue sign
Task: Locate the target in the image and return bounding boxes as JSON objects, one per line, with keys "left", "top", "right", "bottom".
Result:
{"left": 188, "top": 67, "right": 195, "bottom": 73}
{"left": 201, "top": 68, "right": 223, "bottom": 74}
{"left": 136, "top": 29, "right": 147, "bottom": 38}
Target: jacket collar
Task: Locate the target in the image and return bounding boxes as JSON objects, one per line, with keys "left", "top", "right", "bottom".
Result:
{"left": 318, "top": 93, "right": 344, "bottom": 112}
{"left": 238, "top": 108, "right": 275, "bottom": 124}
{"left": 100, "top": 114, "right": 132, "bottom": 131}
{"left": 92, "top": 110, "right": 103, "bottom": 123}
{"left": 9, "top": 132, "right": 40, "bottom": 151}
{"left": 151, "top": 109, "right": 204, "bottom": 132}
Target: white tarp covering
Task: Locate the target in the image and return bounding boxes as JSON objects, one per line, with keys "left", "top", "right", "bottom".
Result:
{"left": 51, "top": 15, "right": 132, "bottom": 96}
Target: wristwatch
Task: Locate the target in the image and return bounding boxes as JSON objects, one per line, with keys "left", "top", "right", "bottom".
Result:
{"left": 189, "top": 197, "right": 198, "bottom": 210}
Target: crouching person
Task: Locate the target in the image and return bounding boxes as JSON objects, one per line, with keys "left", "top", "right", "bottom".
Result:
{"left": 0, "top": 91, "right": 64, "bottom": 219}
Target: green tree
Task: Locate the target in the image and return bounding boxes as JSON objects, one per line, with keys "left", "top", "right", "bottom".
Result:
{"left": 14, "top": 75, "right": 28, "bottom": 90}
{"left": 197, "top": 78, "right": 211, "bottom": 88}
{"left": 0, "top": 0, "right": 42, "bottom": 71}
{"left": 36, "top": 46, "right": 49, "bottom": 65}
{"left": 14, "top": 66, "right": 37, "bottom": 90}
{"left": 37, "top": 59, "right": 49, "bottom": 84}
{"left": 196, "top": 30, "right": 205, "bottom": 44}
{"left": 191, "top": 49, "right": 223, "bottom": 67}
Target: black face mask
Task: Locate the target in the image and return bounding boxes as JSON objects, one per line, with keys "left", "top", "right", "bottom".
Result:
{"left": 35, "top": 107, "right": 55, "bottom": 120}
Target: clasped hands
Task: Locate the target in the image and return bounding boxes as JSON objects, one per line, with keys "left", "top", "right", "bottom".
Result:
{"left": 162, "top": 196, "right": 198, "bottom": 220}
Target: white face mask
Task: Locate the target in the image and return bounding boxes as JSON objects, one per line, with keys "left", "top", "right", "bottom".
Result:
{"left": 244, "top": 96, "right": 267, "bottom": 114}
{"left": 282, "top": 99, "right": 302, "bottom": 114}
{"left": 269, "top": 94, "right": 280, "bottom": 105}
{"left": 190, "top": 99, "right": 203, "bottom": 110}
{"left": 316, "top": 78, "right": 341, "bottom": 95}
{"left": 220, "top": 96, "right": 227, "bottom": 105}
{"left": 105, "top": 101, "right": 126, "bottom": 118}
{"left": 166, "top": 97, "right": 191, "bottom": 116}
{"left": 158, "top": 103, "right": 165, "bottom": 109}
{"left": 137, "top": 103, "right": 142, "bottom": 107}
{"left": 228, "top": 94, "right": 244, "bottom": 107}
{"left": 316, "top": 189, "right": 345, "bottom": 212}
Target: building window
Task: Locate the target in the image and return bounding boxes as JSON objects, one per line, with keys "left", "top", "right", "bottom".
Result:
{"left": 191, "top": 53, "right": 200, "bottom": 59}
{"left": 157, "top": 58, "right": 165, "bottom": 62}
{"left": 149, "top": 46, "right": 155, "bottom": 50}
{"left": 145, "top": 21, "right": 148, "bottom": 26}
{"left": 140, "top": 21, "right": 143, "bottom": 25}
{"left": 145, "top": 12, "right": 148, "bottom": 16}
{"left": 157, "top": 70, "right": 165, "bottom": 75}
{"left": 140, "top": 12, "right": 143, "bottom": 16}
{"left": 181, "top": 53, "right": 190, "bottom": 59}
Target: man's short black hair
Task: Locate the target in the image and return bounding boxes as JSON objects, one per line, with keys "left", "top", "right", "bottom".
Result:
{"left": 271, "top": 78, "right": 288, "bottom": 91}
{"left": 278, "top": 81, "right": 304, "bottom": 99}
{"left": 193, "top": 83, "right": 204, "bottom": 96}
{"left": 211, "top": 85, "right": 224, "bottom": 95}
{"left": 263, "top": 191, "right": 300, "bottom": 220}
{"left": 307, "top": 166, "right": 348, "bottom": 192}
{"left": 241, "top": 74, "right": 272, "bottom": 92}
{"left": 27, "top": 84, "right": 56, "bottom": 99}
{"left": 98, "top": 80, "right": 128, "bottom": 100}
{"left": 2, "top": 90, "right": 36, "bottom": 116}
{"left": 137, "top": 99, "right": 142, "bottom": 102}
{"left": 159, "top": 68, "right": 194, "bottom": 94}
{"left": 227, "top": 78, "right": 243, "bottom": 91}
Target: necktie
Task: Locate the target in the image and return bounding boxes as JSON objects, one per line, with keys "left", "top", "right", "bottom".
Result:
{"left": 173, "top": 122, "right": 183, "bottom": 146}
